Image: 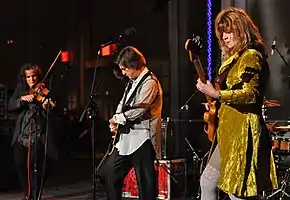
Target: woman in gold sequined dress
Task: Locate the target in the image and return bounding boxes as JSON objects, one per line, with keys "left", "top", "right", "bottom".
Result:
{"left": 196, "top": 7, "right": 278, "bottom": 200}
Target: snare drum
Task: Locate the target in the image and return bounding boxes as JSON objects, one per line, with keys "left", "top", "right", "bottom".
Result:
{"left": 271, "top": 132, "right": 290, "bottom": 153}
{"left": 271, "top": 136, "right": 280, "bottom": 150}
{"left": 280, "top": 138, "right": 290, "bottom": 152}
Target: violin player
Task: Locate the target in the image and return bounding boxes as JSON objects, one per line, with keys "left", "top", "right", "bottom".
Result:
{"left": 8, "top": 63, "right": 56, "bottom": 200}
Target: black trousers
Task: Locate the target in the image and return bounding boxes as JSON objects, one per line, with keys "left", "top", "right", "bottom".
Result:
{"left": 103, "top": 139, "right": 157, "bottom": 200}
{"left": 13, "top": 140, "right": 45, "bottom": 198}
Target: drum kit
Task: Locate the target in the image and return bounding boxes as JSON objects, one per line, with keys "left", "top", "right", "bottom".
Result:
{"left": 262, "top": 99, "right": 290, "bottom": 199}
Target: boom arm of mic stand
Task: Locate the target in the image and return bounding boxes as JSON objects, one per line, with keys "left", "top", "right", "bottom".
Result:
{"left": 275, "top": 47, "right": 289, "bottom": 68}
{"left": 185, "top": 137, "right": 201, "bottom": 161}
{"left": 176, "top": 89, "right": 198, "bottom": 115}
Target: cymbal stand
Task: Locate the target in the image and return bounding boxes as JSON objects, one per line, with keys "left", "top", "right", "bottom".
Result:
{"left": 185, "top": 137, "right": 201, "bottom": 199}
{"left": 262, "top": 104, "right": 267, "bottom": 121}
{"left": 272, "top": 41, "right": 289, "bottom": 69}
{"left": 264, "top": 168, "right": 290, "bottom": 199}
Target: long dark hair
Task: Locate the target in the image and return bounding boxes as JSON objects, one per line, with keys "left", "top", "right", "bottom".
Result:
{"left": 17, "top": 63, "right": 42, "bottom": 93}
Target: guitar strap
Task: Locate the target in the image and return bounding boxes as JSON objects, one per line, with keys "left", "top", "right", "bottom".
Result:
{"left": 214, "top": 62, "right": 234, "bottom": 90}
{"left": 120, "top": 80, "right": 133, "bottom": 112}
{"left": 123, "top": 71, "right": 152, "bottom": 109}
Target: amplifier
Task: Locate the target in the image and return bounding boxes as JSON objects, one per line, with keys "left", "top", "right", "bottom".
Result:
{"left": 122, "top": 159, "right": 187, "bottom": 199}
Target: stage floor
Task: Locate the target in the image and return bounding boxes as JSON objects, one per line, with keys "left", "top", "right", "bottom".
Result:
{"left": 0, "top": 181, "right": 187, "bottom": 200}
{"left": 0, "top": 156, "right": 189, "bottom": 200}
{"left": 0, "top": 181, "right": 95, "bottom": 200}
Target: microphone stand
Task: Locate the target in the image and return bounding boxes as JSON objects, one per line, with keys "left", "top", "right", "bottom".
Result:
{"left": 79, "top": 50, "right": 104, "bottom": 200}
{"left": 273, "top": 45, "right": 289, "bottom": 68}
{"left": 30, "top": 104, "right": 41, "bottom": 200}
{"left": 185, "top": 137, "right": 202, "bottom": 199}
{"left": 21, "top": 100, "right": 46, "bottom": 200}
{"left": 36, "top": 71, "right": 59, "bottom": 200}
{"left": 176, "top": 89, "right": 198, "bottom": 115}
{"left": 176, "top": 89, "right": 203, "bottom": 199}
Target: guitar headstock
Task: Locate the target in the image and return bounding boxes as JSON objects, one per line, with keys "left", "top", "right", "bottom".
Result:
{"left": 185, "top": 34, "right": 203, "bottom": 61}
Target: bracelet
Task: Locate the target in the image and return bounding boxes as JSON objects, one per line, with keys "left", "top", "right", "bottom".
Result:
{"left": 217, "top": 93, "right": 221, "bottom": 102}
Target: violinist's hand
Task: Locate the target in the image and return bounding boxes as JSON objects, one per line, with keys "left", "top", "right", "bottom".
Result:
{"left": 20, "top": 94, "right": 34, "bottom": 102}
{"left": 42, "top": 98, "right": 56, "bottom": 110}
{"left": 196, "top": 78, "right": 219, "bottom": 98}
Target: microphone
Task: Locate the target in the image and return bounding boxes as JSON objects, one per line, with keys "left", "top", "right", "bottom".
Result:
{"left": 271, "top": 36, "right": 276, "bottom": 56}
{"left": 102, "top": 27, "right": 136, "bottom": 48}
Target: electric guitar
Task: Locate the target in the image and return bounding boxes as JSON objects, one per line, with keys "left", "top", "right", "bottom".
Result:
{"left": 185, "top": 35, "right": 217, "bottom": 142}
{"left": 108, "top": 105, "right": 131, "bottom": 155}
{"left": 108, "top": 125, "right": 119, "bottom": 155}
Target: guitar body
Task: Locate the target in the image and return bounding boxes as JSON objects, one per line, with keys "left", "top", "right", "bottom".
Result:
{"left": 108, "top": 105, "right": 130, "bottom": 155}
{"left": 203, "top": 102, "right": 217, "bottom": 142}
{"left": 108, "top": 123, "right": 126, "bottom": 155}
{"left": 185, "top": 36, "right": 218, "bottom": 142}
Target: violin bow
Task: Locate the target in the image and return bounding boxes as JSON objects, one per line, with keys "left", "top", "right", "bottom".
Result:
{"left": 41, "top": 50, "right": 62, "bottom": 83}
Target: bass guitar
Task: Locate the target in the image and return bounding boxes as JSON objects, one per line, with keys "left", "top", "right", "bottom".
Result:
{"left": 184, "top": 35, "right": 217, "bottom": 142}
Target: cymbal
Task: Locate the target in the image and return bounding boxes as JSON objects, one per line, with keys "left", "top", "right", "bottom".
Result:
{"left": 264, "top": 99, "right": 281, "bottom": 107}
{"left": 274, "top": 125, "right": 290, "bottom": 131}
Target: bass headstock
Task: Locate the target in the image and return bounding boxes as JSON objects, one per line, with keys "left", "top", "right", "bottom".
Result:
{"left": 185, "top": 34, "right": 203, "bottom": 61}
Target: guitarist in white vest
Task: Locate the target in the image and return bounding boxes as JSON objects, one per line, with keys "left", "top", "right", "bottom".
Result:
{"left": 103, "top": 46, "right": 163, "bottom": 200}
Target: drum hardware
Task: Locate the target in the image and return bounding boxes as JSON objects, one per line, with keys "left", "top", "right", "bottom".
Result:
{"left": 264, "top": 99, "right": 281, "bottom": 107}
{"left": 262, "top": 104, "right": 268, "bottom": 120}
{"left": 274, "top": 125, "right": 290, "bottom": 131}
{"left": 262, "top": 98, "right": 281, "bottom": 120}
{"left": 266, "top": 120, "right": 290, "bottom": 124}
{"left": 263, "top": 132, "right": 290, "bottom": 199}
{"left": 259, "top": 151, "right": 290, "bottom": 199}
{"left": 262, "top": 168, "right": 290, "bottom": 199}
{"left": 271, "top": 134, "right": 290, "bottom": 153}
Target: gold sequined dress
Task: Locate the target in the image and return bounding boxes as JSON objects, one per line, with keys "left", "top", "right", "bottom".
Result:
{"left": 217, "top": 49, "right": 278, "bottom": 197}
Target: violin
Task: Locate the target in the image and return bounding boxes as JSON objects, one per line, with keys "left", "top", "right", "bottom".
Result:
{"left": 29, "top": 82, "right": 49, "bottom": 103}
{"left": 29, "top": 82, "right": 56, "bottom": 108}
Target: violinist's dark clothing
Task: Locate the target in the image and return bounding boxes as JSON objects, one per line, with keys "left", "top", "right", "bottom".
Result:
{"left": 8, "top": 83, "right": 56, "bottom": 199}
{"left": 8, "top": 84, "right": 47, "bottom": 146}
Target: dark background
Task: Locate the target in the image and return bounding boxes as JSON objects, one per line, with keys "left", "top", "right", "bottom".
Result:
{"left": 0, "top": 0, "right": 222, "bottom": 158}
{"left": 0, "top": 0, "right": 289, "bottom": 197}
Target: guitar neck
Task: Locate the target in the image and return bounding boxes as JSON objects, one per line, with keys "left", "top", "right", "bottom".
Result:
{"left": 193, "top": 58, "right": 213, "bottom": 103}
